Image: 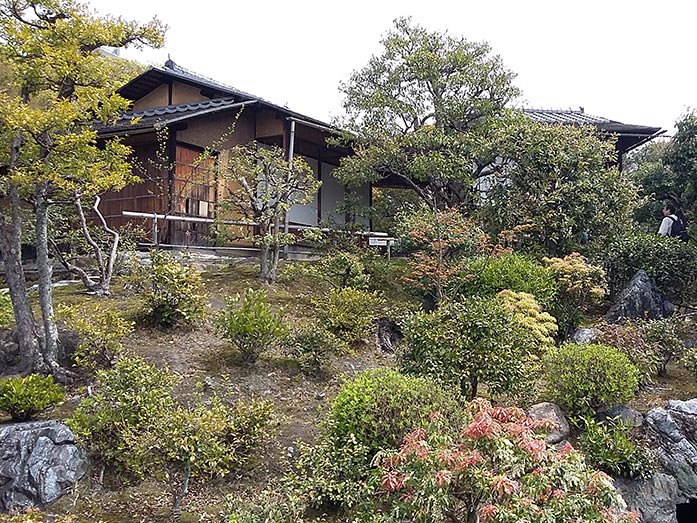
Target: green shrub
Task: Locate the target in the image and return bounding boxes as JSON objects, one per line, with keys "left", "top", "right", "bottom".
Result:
{"left": 682, "top": 346, "right": 697, "bottom": 379}
{"left": 225, "top": 488, "right": 306, "bottom": 523}
{"left": 216, "top": 288, "right": 288, "bottom": 363}
{"left": 458, "top": 253, "right": 558, "bottom": 307}
{"left": 542, "top": 252, "right": 607, "bottom": 336}
{"left": 283, "top": 323, "right": 349, "bottom": 375}
{"left": 67, "top": 355, "right": 178, "bottom": 477}
{"left": 134, "top": 249, "right": 208, "bottom": 327}
{"left": 604, "top": 232, "right": 697, "bottom": 301}
{"left": 327, "top": 368, "right": 462, "bottom": 455}
{"left": 401, "top": 295, "right": 547, "bottom": 399}
{"left": 543, "top": 343, "right": 640, "bottom": 415}
{"left": 0, "top": 292, "right": 14, "bottom": 329}
{"left": 284, "top": 432, "right": 374, "bottom": 513}
{"left": 57, "top": 304, "right": 134, "bottom": 370}
{"left": 578, "top": 416, "right": 654, "bottom": 479}
{"left": 312, "top": 287, "right": 383, "bottom": 344}
{"left": 0, "top": 374, "right": 65, "bottom": 422}
{"left": 283, "top": 369, "right": 461, "bottom": 514}
{"left": 151, "top": 396, "right": 273, "bottom": 512}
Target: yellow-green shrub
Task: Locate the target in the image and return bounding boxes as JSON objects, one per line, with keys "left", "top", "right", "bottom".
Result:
{"left": 543, "top": 343, "right": 639, "bottom": 415}
{"left": 498, "top": 289, "right": 557, "bottom": 346}
{"left": 543, "top": 252, "right": 606, "bottom": 335}
{"left": 0, "top": 374, "right": 65, "bottom": 422}
{"left": 57, "top": 304, "right": 134, "bottom": 370}
{"left": 133, "top": 249, "right": 208, "bottom": 327}
{"left": 312, "top": 287, "right": 383, "bottom": 344}
{"left": 216, "top": 289, "right": 288, "bottom": 363}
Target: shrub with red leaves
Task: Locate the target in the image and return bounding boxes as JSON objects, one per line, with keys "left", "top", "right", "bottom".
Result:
{"left": 369, "top": 398, "right": 639, "bottom": 523}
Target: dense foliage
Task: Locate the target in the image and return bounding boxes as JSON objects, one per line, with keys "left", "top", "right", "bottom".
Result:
{"left": 542, "top": 253, "right": 606, "bottom": 335}
{"left": 327, "top": 368, "right": 462, "bottom": 455}
{"left": 481, "top": 117, "right": 640, "bottom": 256}
{"left": 57, "top": 304, "right": 134, "bottom": 370}
{"left": 67, "top": 355, "right": 272, "bottom": 511}
{"left": 283, "top": 322, "right": 349, "bottom": 375}
{"left": 0, "top": 292, "right": 13, "bottom": 329}
{"left": 459, "top": 253, "right": 558, "bottom": 307}
{"left": 334, "top": 17, "right": 519, "bottom": 211}
{"left": 401, "top": 294, "right": 547, "bottom": 399}
{"left": 577, "top": 417, "right": 654, "bottom": 479}
{"left": 216, "top": 288, "right": 288, "bottom": 363}
{"left": 67, "top": 355, "right": 178, "bottom": 477}
{"left": 397, "top": 206, "right": 490, "bottom": 305}
{"left": 604, "top": 232, "right": 697, "bottom": 301}
{"left": 598, "top": 318, "right": 687, "bottom": 381}
{"left": 0, "top": 374, "right": 64, "bottom": 422}
{"left": 369, "top": 399, "right": 638, "bottom": 523}
{"left": 312, "top": 287, "right": 383, "bottom": 344}
{"left": 286, "top": 369, "right": 462, "bottom": 513}
{"left": 133, "top": 250, "right": 209, "bottom": 327}
{"left": 543, "top": 343, "right": 640, "bottom": 415}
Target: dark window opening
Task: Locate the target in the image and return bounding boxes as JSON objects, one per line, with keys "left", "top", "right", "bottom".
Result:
{"left": 677, "top": 499, "right": 697, "bottom": 522}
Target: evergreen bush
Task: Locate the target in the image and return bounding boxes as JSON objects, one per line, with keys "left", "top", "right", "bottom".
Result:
{"left": 543, "top": 343, "right": 640, "bottom": 415}
{"left": 0, "top": 374, "right": 64, "bottom": 422}
{"left": 134, "top": 249, "right": 208, "bottom": 327}
{"left": 216, "top": 288, "right": 288, "bottom": 363}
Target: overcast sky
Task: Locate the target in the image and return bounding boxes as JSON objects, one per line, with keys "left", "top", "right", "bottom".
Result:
{"left": 87, "top": 0, "right": 694, "bottom": 135}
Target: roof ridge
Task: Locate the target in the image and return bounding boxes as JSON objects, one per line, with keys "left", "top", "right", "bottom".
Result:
{"left": 159, "top": 58, "right": 259, "bottom": 101}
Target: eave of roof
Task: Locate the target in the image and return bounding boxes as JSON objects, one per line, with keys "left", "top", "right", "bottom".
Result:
{"left": 96, "top": 96, "right": 340, "bottom": 139}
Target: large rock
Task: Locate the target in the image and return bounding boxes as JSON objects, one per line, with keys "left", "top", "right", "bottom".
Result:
{"left": 615, "top": 473, "right": 684, "bottom": 523}
{"left": 606, "top": 270, "right": 674, "bottom": 324}
{"left": 527, "top": 402, "right": 570, "bottom": 444}
{"left": 0, "top": 420, "right": 87, "bottom": 512}
{"left": 644, "top": 399, "right": 697, "bottom": 499}
{"left": 596, "top": 405, "right": 644, "bottom": 428}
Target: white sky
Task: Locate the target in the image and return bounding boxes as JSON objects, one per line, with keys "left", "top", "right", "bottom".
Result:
{"left": 87, "top": 0, "right": 695, "bottom": 135}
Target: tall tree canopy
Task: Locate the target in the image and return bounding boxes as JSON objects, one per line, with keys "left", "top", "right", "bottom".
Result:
{"left": 334, "top": 17, "right": 519, "bottom": 210}
{"left": 479, "top": 114, "right": 640, "bottom": 255}
{"left": 0, "top": 0, "right": 164, "bottom": 377}
{"left": 335, "top": 18, "right": 641, "bottom": 255}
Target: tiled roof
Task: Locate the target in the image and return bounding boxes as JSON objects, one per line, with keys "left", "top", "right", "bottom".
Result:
{"left": 523, "top": 109, "right": 613, "bottom": 126}
{"left": 124, "top": 96, "right": 239, "bottom": 120}
{"left": 95, "top": 97, "right": 252, "bottom": 136}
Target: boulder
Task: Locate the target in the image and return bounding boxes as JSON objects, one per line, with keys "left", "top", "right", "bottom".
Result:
{"left": 572, "top": 327, "right": 600, "bottom": 344}
{"left": 596, "top": 405, "right": 644, "bottom": 428}
{"left": 527, "top": 402, "right": 569, "bottom": 444}
{"left": 606, "top": 270, "right": 674, "bottom": 324}
{"left": 615, "top": 473, "right": 684, "bottom": 523}
{"left": 0, "top": 420, "right": 87, "bottom": 512}
{"left": 644, "top": 399, "right": 697, "bottom": 499}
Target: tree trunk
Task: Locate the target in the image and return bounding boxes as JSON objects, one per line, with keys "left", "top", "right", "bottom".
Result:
{"left": 258, "top": 222, "right": 271, "bottom": 282}
{"left": 0, "top": 184, "right": 43, "bottom": 373}
{"left": 55, "top": 194, "right": 119, "bottom": 296}
{"left": 171, "top": 460, "right": 191, "bottom": 517}
{"left": 268, "top": 214, "right": 281, "bottom": 283}
{"left": 34, "top": 184, "right": 61, "bottom": 374}
{"left": 461, "top": 372, "right": 478, "bottom": 400}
